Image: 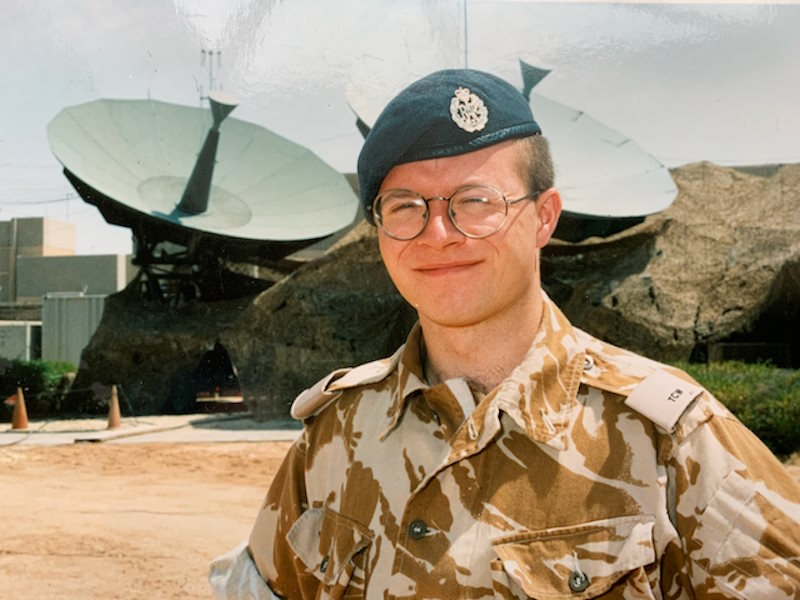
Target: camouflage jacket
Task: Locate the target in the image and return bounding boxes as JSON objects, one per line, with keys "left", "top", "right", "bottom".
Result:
{"left": 210, "top": 297, "right": 800, "bottom": 599}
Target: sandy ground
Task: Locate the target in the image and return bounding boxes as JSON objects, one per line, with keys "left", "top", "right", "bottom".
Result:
{"left": 0, "top": 440, "right": 292, "bottom": 599}
{"left": 1, "top": 427, "right": 799, "bottom": 600}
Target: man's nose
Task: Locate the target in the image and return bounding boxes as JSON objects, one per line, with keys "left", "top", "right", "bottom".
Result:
{"left": 419, "top": 199, "right": 460, "bottom": 244}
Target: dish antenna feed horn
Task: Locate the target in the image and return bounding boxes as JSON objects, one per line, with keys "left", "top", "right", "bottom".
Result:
{"left": 178, "top": 91, "right": 239, "bottom": 215}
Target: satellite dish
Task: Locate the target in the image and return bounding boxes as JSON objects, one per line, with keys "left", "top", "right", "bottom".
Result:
{"left": 47, "top": 94, "right": 359, "bottom": 264}
{"left": 520, "top": 60, "right": 677, "bottom": 238}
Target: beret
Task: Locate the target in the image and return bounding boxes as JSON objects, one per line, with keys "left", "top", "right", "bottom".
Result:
{"left": 357, "top": 68, "right": 541, "bottom": 224}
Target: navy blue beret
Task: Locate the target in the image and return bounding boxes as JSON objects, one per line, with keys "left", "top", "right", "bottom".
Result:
{"left": 357, "top": 68, "right": 541, "bottom": 224}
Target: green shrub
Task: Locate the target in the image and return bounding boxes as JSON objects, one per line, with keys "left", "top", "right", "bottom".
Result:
{"left": 674, "top": 361, "right": 800, "bottom": 458}
{"left": 0, "top": 359, "right": 76, "bottom": 420}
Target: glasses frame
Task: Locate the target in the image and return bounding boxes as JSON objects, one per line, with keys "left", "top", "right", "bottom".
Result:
{"left": 372, "top": 184, "right": 541, "bottom": 241}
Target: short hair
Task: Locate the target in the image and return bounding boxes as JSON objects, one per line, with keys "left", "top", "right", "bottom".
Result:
{"left": 514, "top": 135, "right": 555, "bottom": 196}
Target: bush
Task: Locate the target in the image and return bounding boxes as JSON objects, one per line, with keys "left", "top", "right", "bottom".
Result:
{"left": 675, "top": 361, "right": 800, "bottom": 458}
{"left": 0, "top": 359, "right": 76, "bottom": 420}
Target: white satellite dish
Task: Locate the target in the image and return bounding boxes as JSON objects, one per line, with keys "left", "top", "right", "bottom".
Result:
{"left": 521, "top": 62, "right": 677, "bottom": 220}
{"left": 47, "top": 96, "right": 359, "bottom": 256}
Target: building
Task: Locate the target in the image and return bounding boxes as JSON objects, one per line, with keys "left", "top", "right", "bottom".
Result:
{"left": 0, "top": 216, "right": 75, "bottom": 303}
{"left": 0, "top": 217, "right": 135, "bottom": 364}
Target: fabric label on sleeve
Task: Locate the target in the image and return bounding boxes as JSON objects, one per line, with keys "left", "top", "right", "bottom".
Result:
{"left": 624, "top": 370, "right": 703, "bottom": 433}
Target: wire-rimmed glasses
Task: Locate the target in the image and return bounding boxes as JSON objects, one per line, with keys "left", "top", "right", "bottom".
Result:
{"left": 372, "top": 184, "right": 540, "bottom": 241}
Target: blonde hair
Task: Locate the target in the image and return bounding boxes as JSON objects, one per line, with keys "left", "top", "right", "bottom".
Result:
{"left": 515, "top": 135, "right": 555, "bottom": 195}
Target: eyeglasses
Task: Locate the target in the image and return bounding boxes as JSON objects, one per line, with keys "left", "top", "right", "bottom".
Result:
{"left": 372, "top": 184, "right": 540, "bottom": 241}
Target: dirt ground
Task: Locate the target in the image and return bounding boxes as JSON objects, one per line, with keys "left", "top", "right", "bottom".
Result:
{"left": 0, "top": 441, "right": 292, "bottom": 600}
{"left": 1, "top": 441, "right": 799, "bottom": 600}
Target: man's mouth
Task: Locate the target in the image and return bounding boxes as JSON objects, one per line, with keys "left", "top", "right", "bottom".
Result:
{"left": 415, "top": 260, "right": 481, "bottom": 274}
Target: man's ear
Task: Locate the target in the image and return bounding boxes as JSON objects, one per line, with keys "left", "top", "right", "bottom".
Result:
{"left": 535, "top": 188, "right": 562, "bottom": 248}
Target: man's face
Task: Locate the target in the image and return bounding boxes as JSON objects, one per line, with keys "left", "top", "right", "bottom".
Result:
{"left": 376, "top": 139, "right": 561, "bottom": 329}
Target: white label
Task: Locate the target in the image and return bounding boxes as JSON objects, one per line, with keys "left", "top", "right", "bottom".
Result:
{"left": 624, "top": 370, "right": 703, "bottom": 432}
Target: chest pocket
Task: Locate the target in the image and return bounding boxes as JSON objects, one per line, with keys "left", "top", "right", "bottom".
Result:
{"left": 490, "top": 515, "right": 657, "bottom": 599}
{"left": 287, "top": 507, "right": 374, "bottom": 599}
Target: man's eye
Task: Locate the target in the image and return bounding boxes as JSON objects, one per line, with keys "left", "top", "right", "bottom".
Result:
{"left": 460, "top": 195, "right": 490, "bottom": 205}
{"left": 385, "top": 200, "right": 422, "bottom": 215}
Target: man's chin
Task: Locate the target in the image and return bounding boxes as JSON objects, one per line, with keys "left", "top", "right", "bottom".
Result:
{"left": 417, "top": 309, "right": 488, "bottom": 330}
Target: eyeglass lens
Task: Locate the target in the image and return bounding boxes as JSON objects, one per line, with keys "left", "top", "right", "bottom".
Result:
{"left": 376, "top": 186, "right": 508, "bottom": 240}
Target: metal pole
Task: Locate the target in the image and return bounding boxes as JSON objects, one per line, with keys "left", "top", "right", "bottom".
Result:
{"left": 464, "top": 0, "right": 468, "bottom": 69}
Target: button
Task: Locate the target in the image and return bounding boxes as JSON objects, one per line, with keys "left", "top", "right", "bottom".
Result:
{"left": 583, "top": 355, "right": 594, "bottom": 371}
{"left": 319, "top": 555, "right": 329, "bottom": 573}
{"left": 568, "top": 569, "right": 589, "bottom": 592}
{"left": 408, "top": 519, "right": 429, "bottom": 540}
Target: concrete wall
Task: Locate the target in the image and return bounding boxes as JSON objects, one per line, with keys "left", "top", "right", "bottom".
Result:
{"left": 0, "top": 321, "right": 42, "bottom": 361}
{"left": 16, "top": 217, "right": 76, "bottom": 257}
{"left": 0, "top": 221, "right": 15, "bottom": 303}
{"left": 41, "top": 294, "right": 105, "bottom": 367}
{"left": 16, "top": 254, "right": 135, "bottom": 303}
{"left": 0, "top": 217, "right": 78, "bottom": 302}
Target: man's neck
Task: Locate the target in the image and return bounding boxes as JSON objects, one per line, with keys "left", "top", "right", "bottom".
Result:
{"left": 419, "top": 294, "right": 544, "bottom": 394}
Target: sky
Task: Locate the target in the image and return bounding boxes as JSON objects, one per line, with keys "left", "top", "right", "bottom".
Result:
{"left": 2, "top": 0, "right": 799, "bottom": 255}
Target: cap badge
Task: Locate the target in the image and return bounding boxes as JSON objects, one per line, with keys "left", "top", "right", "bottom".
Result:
{"left": 450, "top": 87, "right": 488, "bottom": 133}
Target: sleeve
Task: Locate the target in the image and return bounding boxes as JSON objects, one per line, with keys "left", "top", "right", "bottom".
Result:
{"left": 208, "top": 541, "right": 283, "bottom": 599}
{"left": 246, "top": 435, "right": 321, "bottom": 599}
{"left": 667, "top": 402, "right": 800, "bottom": 598}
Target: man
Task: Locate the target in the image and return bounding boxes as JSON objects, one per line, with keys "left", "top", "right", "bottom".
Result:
{"left": 210, "top": 69, "right": 800, "bottom": 598}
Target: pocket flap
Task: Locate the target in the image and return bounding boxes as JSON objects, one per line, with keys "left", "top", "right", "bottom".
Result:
{"left": 287, "top": 507, "right": 373, "bottom": 586}
{"left": 492, "top": 515, "right": 656, "bottom": 598}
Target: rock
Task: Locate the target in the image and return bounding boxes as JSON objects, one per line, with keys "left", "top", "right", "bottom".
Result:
{"left": 73, "top": 162, "right": 800, "bottom": 420}
{"left": 223, "top": 221, "right": 416, "bottom": 420}
{"left": 543, "top": 162, "right": 800, "bottom": 365}
{"left": 71, "top": 221, "right": 416, "bottom": 419}
{"left": 70, "top": 288, "right": 257, "bottom": 415}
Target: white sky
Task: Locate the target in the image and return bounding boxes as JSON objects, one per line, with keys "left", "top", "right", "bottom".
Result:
{"left": 1, "top": 1, "right": 799, "bottom": 254}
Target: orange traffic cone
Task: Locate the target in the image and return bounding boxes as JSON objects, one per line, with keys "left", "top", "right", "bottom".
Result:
{"left": 12, "top": 386, "right": 29, "bottom": 430}
{"left": 107, "top": 385, "right": 121, "bottom": 429}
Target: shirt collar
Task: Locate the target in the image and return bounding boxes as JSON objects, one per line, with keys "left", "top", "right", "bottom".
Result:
{"left": 487, "top": 294, "right": 585, "bottom": 449}
{"left": 380, "top": 323, "right": 429, "bottom": 438}
{"left": 380, "top": 294, "right": 586, "bottom": 449}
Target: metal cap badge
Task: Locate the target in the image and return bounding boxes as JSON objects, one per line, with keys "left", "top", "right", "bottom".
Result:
{"left": 450, "top": 87, "right": 488, "bottom": 132}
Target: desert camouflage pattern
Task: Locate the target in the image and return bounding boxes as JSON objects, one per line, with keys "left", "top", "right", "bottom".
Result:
{"left": 211, "top": 296, "right": 800, "bottom": 599}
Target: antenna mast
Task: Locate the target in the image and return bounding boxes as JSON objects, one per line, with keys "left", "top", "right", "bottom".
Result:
{"left": 198, "top": 48, "right": 223, "bottom": 105}
{"left": 463, "top": 0, "right": 468, "bottom": 68}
